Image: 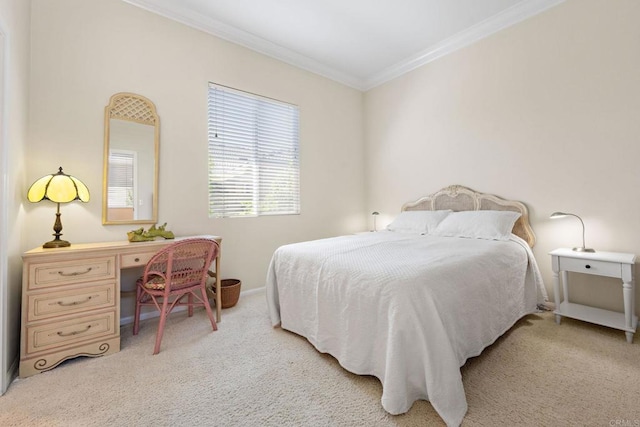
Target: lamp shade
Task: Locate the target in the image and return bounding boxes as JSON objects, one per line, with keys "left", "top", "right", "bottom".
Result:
{"left": 28, "top": 167, "right": 90, "bottom": 248}
{"left": 27, "top": 167, "right": 90, "bottom": 204}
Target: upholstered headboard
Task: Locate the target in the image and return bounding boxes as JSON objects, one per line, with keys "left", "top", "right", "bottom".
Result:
{"left": 401, "top": 185, "right": 536, "bottom": 247}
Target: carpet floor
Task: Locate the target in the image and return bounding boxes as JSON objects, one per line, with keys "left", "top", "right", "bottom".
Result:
{"left": 1, "top": 290, "right": 639, "bottom": 426}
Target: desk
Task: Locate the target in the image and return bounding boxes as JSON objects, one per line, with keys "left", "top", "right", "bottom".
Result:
{"left": 20, "top": 235, "right": 221, "bottom": 377}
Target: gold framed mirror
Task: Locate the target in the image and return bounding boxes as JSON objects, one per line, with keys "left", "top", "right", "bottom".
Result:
{"left": 102, "top": 93, "right": 159, "bottom": 225}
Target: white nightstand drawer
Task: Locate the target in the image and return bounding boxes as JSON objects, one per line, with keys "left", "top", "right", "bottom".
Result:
{"left": 557, "top": 257, "right": 621, "bottom": 278}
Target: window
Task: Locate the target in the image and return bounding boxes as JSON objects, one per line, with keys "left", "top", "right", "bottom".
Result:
{"left": 107, "top": 150, "right": 136, "bottom": 210}
{"left": 207, "top": 83, "right": 300, "bottom": 218}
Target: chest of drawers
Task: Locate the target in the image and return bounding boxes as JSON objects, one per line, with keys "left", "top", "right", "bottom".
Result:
{"left": 20, "top": 252, "right": 120, "bottom": 377}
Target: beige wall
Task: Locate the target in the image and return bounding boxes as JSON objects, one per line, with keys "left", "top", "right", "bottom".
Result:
{"left": 0, "top": 0, "right": 30, "bottom": 392}
{"left": 364, "top": 0, "right": 640, "bottom": 313}
{"left": 27, "top": 0, "right": 365, "bottom": 312}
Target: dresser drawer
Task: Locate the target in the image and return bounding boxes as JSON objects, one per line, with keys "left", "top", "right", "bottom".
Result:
{"left": 29, "top": 257, "right": 116, "bottom": 290}
{"left": 558, "top": 257, "right": 622, "bottom": 278}
{"left": 26, "top": 311, "right": 116, "bottom": 354}
{"left": 120, "top": 251, "right": 156, "bottom": 268}
{"left": 27, "top": 283, "right": 116, "bottom": 322}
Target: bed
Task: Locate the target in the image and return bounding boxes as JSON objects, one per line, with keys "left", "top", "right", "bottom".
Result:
{"left": 266, "top": 185, "right": 545, "bottom": 427}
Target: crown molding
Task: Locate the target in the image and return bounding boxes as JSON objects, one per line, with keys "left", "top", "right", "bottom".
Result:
{"left": 124, "top": 0, "right": 564, "bottom": 92}
{"left": 122, "top": 0, "right": 365, "bottom": 90}
{"left": 363, "top": 0, "right": 566, "bottom": 90}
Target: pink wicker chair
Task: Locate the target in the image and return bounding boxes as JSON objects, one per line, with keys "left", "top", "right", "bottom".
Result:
{"left": 133, "top": 238, "right": 219, "bottom": 354}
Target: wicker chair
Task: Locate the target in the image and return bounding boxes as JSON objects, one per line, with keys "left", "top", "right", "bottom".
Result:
{"left": 133, "top": 238, "right": 220, "bottom": 354}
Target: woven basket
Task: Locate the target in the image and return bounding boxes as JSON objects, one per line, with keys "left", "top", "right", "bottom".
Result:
{"left": 210, "top": 279, "right": 241, "bottom": 309}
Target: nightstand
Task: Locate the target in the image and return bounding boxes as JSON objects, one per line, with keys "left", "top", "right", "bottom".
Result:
{"left": 549, "top": 248, "right": 637, "bottom": 343}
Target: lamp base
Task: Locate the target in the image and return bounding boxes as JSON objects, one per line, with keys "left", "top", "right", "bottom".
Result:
{"left": 573, "top": 247, "right": 595, "bottom": 253}
{"left": 43, "top": 239, "right": 71, "bottom": 249}
{"left": 43, "top": 210, "right": 71, "bottom": 248}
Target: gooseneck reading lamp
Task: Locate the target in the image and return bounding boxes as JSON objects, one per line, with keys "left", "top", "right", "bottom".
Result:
{"left": 27, "top": 167, "right": 90, "bottom": 248}
{"left": 550, "top": 211, "right": 595, "bottom": 253}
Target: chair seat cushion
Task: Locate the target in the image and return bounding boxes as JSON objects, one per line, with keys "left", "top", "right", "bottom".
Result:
{"left": 138, "top": 275, "right": 166, "bottom": 290}
{"left": 137, "top": 270, "right": 203, "bottom": 291}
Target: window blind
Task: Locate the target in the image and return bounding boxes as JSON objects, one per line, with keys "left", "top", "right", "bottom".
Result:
{"left": 208, "top": 83, "right": 300, "bottom": 218}
{"left": 108, "top": 151, "right": 134, "bottom": 208}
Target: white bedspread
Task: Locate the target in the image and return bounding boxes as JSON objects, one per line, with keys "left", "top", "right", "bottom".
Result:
{"left": 266, "top": 231, "right": 543, "bottom": 427}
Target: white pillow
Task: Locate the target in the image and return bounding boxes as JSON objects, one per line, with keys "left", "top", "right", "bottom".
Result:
{"left": 430, "top": 210, "right": 521, "bottom": 241}
{"left": 386, "top": 210, "right": 452, "bottom": 234}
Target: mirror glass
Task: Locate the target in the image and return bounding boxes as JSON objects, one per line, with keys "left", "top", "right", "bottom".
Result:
{"left": 102, "top": 93, "right": 159, "bottom": 225}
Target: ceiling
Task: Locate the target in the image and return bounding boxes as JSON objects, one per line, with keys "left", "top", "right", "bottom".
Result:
{"left": 124, "top": 0, "right": 564, "bottom": 90}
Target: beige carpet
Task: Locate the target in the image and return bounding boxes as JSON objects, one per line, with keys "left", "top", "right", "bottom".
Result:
{"left": 2, "top": 290, "right": 640, "bottom": 426}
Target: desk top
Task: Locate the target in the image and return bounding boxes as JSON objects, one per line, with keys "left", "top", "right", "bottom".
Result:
{"left": 24, "top": 235, "right": 222, "bottom": 258}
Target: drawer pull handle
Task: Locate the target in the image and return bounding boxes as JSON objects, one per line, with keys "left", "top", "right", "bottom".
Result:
{"left": 51, "top": 296, "right": 93, "bottom": 307}
{"left": 585, "top": 264, "right": 591, "bottom": 269}
{"left": 134, "top": 258, "right": 140, "bottom": 262}
{"left": 56, "top": 325, "right": 92, "bottom": 337}
{"left": 58, "top": 267, "right": 93, "bottom": 277}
